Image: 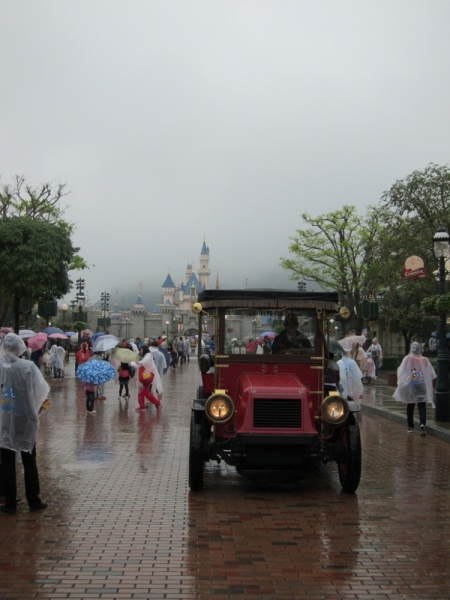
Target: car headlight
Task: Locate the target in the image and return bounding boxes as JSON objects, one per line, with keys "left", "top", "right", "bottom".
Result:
{"left": 205, "top": 392, "right": 234, "bottom": 423}
{"left": 321, "top": 394, "right": 349, "bottom": 425}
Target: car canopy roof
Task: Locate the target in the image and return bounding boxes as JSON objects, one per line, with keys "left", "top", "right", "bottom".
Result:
{"left": 197, "top": 289, "right": 339, "bottom": 312}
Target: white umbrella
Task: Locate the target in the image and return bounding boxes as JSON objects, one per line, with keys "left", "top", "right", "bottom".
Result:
{"left": 338, "top": 335, "right": 366, "bottom": 351}
{"left": 93, "top": 334, "right": 120, "bottom": 352}
{"left": 18, "top": 329, "right": 36, "bottom": 338}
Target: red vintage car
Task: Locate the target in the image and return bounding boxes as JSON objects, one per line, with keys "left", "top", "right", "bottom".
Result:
{"left": 189, "top": 289, "right": 361, "bottom": 493}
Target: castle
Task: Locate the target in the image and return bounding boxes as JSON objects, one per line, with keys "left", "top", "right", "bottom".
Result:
{"left": 107, "top": 241, "right": 215, "bottom": 339}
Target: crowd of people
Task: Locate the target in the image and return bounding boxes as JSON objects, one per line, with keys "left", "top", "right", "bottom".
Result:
{"left": 0, "top": 319, "right": 440, "bottom": 516}
{"left": 0, "top": 329, "right": 198, "bottom": 515}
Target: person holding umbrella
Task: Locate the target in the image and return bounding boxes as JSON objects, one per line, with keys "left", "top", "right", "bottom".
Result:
{"left": 76, "top": 359, "right": 117, "bottom": 414}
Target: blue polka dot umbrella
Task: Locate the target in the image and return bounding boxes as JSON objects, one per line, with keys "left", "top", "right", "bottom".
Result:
{"left": 76, "top": 360, "right": 117, "bottom": 385}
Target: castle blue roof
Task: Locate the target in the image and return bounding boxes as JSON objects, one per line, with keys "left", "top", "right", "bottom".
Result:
{"left": 181, "top": 272, "right": 205, "bottom": 295}
{"left": 111, "top": 304, "right": 121, "bottom": 318}
{"left": 151, "top": 304, "right": 161, "bottom": 313}
{"left": 164, "top": 299, "right": 172, "bottom": 306}
{"left": 162, "top": 274, "right": 175, "bottom": 288}
{"left": 201, "top": 241, "right": 209, "bottom": 254}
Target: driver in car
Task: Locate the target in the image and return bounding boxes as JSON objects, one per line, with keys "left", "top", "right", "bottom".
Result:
{"left": 271, "top": 314, "right": 312, "bottom": 354}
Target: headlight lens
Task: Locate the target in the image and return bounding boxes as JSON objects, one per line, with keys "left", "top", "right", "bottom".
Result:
{"left": 321, "top": 394, "right": 349, "bottom": 425}
{"left": 205, "top": 393, "right": 234, "bottom": 423}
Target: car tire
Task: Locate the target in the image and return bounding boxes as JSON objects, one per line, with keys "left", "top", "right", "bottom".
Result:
{"left": 189, "top": 410, "right": 204, "bottom": 492}
{"left": 337, "top": 415, "right": 362, "bottom": 494}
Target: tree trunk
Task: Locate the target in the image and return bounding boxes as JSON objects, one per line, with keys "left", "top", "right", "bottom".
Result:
{"left": 14, "top": 295, "right": 20, "bottom": 333}
{"left": 402, "top": 330, "right": 411, "bottom": 355}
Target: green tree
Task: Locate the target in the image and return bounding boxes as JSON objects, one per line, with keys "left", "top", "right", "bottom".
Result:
{"left": 363, "top": 211, "right": 436, "bottom": 352}
{"left": 0, "top": 175, "right": 69, "bottom": 223}
{"left": 381, "top": 163, "right": 450, "bottom": 255}
{"left": 280, "top": 205, "right": 380, "bottom": 333}
{"left": 369, "top": 166, "right": 450, "bottom": 350}
{"left": 0, "top": 176, "right": 87, "bottom": 327}
{"left": 0, "top": 217, "right": 78, "bottom": 332}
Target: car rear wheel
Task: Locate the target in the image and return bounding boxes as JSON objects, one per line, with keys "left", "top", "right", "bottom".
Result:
{"left": 337, "top": 417, "right": 361, "bottom": 494}
{"left": 189, "top": 411, "right": 204, "bottom": 492}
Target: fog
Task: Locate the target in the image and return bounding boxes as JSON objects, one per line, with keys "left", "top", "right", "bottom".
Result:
{"left": 1, "top": 1, "right": 449, "bottom": 308}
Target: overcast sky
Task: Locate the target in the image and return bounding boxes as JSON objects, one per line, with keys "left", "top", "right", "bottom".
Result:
{"left": 1, "top": 1, "right": 449, "bottom": 308}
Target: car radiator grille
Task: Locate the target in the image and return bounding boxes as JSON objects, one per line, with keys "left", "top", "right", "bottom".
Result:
{"left": 253, "top": 399, "right": 302, "bottom": 429}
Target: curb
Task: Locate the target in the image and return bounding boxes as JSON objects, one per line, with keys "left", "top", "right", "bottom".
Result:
{"left": 360, "top": 402, "right": 450, "bottom": 444}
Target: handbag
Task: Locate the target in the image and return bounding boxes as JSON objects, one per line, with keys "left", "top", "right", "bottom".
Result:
{"left": 139, "top": 367, "right": 154, "bottom": 384}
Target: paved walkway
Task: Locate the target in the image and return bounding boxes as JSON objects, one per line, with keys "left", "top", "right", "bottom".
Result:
{"left": 360, "top": 374, "right": 450, "bottom": 443}
{"left": 1, "top": 361, "right": 450, "bottom": 599}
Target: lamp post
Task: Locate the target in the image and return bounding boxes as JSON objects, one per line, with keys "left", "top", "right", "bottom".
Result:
{"left": 61, "top": 303, "right": 68, "bottom": 326}
{"left": 74, "top": 276, "right": 86, "bottom": 344}
{"left": 100, "top": 291, "right": 110, "bottom": 332}
{"left": 76, "top": 292, "right": 85, "bottom": 344}
{"left": 434, "top": 225, "right": 450, "bottom": 422}
{"left": 165, "top": 320, "right": 169, "bottom": 338}
{"left": 297, "top": 278, "right": 306, "bottom": 292}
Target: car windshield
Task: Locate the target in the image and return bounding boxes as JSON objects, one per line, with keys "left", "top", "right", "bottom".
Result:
{"left": 224, "top": 309, "right": 316, "bottom": 355}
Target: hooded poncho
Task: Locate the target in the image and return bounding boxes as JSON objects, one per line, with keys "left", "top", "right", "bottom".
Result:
{"left": 394, "top": 342, "right": 436, "bottom": 405}
{"left": 138, "top": 352, "right": 162, "bottom": 394}
{"left": 0, "top": 333, "right": 50, "bottom": 453}
{"left": 337, "top": 352, "right": 363, "bottom": 401}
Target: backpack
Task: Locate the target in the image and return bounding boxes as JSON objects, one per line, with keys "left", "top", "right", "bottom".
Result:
{"left": 371, "top": 345, "right": 379, "bottom": 358}
{"left": 120, "top": 368, "right": 130, "bottom": 379}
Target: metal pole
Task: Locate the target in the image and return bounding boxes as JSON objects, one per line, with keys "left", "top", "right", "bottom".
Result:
{"left": 435, "top": 254, "right": 450, "bottom": 421}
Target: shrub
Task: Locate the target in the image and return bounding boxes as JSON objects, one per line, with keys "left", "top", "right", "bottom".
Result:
{"left": 379, "top": 355, "right": 403, "bottom": 371}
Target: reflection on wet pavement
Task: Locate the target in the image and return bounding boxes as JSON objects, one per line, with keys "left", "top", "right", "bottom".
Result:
{"left": 1, "top": 364, "right": 450, "bottom": 598}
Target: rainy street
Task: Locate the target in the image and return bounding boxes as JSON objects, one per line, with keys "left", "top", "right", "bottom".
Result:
{"left": 1, "top": 362, "right": 450, "bottom": 600}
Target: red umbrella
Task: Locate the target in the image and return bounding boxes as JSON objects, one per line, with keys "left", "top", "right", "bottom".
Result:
{"left": 48, "top": 333, "right": 68, "bottom": 340}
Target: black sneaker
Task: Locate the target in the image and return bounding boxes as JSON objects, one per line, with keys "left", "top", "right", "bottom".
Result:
{"left": 420, "top": 425, "right": 427, "bottom": 437}
{"left": 1, "top": 505, "right": 16, "bottom": 515}
{"left": 29, "top": 501, "right": 48, "bottom": 512}
{"left": 407, "top": 427, "right": 414, "bottom": 433}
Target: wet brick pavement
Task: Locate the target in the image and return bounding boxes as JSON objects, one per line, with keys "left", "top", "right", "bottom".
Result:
{"left": 1, "top": 361, "right": 450, "bottom": 599}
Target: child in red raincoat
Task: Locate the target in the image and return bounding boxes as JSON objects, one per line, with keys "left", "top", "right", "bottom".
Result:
{"left": 136, "top": 349, "right": 161, "bottom": 411}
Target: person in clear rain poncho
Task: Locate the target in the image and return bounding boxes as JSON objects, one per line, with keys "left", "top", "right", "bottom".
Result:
{"left": 394, "top": 341, "right": 436, "bottom": 435}
{"left": 337, "top": 349, "right": 363, "bottom": 401}
{"left": 0, "top": 334, "right": 50, "bottom": 514}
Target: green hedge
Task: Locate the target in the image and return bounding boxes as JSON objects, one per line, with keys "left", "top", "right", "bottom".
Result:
{"left": 379, "top": 355, "right": 403, "bottom": 371}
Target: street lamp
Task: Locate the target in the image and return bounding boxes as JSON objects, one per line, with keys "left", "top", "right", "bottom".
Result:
{"left": 297, "top": 278, "right": 306, "bottom": 292}
{"left": 61, "top": 303, "right": 68, "bottom": 325}
{"left": 100, "top": 291, "right": 110, "bottom": 332}
{"left": 433, "top": 225, "right": 450, "bottom": 421}
{"left": 165, "top": 320, "right": 169, "bottom": 338}
{"left": 76, "top": 292, "right": 86, "bottom": 344}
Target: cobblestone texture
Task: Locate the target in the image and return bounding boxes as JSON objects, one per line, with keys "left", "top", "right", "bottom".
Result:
{"left": 1, "top": 362, "right": 450, "bottom": 599}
